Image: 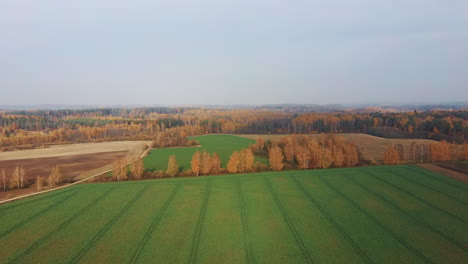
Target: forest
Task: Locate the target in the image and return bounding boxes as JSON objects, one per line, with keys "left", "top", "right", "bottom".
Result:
{"left": 0, "top": 107, "right": 467, "bottom": 151}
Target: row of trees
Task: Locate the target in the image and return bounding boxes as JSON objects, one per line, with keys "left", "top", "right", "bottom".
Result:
{"left": 259, "top": 135, "right": 360, "bottom": 171}
{"left": 384, "top": 141, "right": 452, "bottom": 165}
{"left": 111, "top": 158, "right": 145, "bottom": 181}
{"left": 1, "top": 165, "right": 64, "bottom": 192}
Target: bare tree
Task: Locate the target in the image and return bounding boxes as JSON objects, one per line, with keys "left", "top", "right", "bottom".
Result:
{"left": 2, "top": 169, "right": 6, "bottom": 191}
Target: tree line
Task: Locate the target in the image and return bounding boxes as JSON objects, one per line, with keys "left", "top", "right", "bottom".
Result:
{"left": 1, "top": 108, "right": 467, "bottom": 152}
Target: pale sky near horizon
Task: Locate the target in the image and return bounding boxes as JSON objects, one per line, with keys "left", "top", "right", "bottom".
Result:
{"left": 1, "top": 0, "right": 467, "bottom": 105}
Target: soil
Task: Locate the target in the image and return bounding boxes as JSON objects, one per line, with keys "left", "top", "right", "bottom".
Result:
{"left": 0, "top": 151, "right": 128, "bottom": 200}
{"left": 417, "top": 163, "right": 468, "bottom": 183}
{"left": 0, "top": 141, "right": 151, "bottom": 161}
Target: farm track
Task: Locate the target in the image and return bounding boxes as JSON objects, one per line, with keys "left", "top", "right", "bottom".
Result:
{"left": 320, "top": 175, "right": 433, "bottom": 264}
{"left": 0, "top": 188, "right": 74, "bottom": 214}
{"left": 372, "top": 174, "right": 468, "bottom": 224}
{"left": 187, "top": 181, "right": 211, "bottom": 264}
{"left": 347, "top": 173, "right": 468, "bottom": 252}
{"left": 263, "top": 177, "right": 314, "bottom": 264}
{"left": 389, "top": 168, "right": 468, "bottom": 206}
{"left": 7, "top": 188, "right": 115, "bottom": 264}
{"left": 291, "top": 176, "right": 373, "bottom": 264}
{"left": 236, "top": 179, "right": 254, "bottom": 264}
{"left": 129, "top": 183, "right": 182, "bottom": 264}
{"left": 0, "top": 192, "right": 75, "bottom": 240}
{"left": 406, "top": 166, "right": 468, "bottom": 191}
{"left": 69, "top": 185, "right": 150, "bottom": 264}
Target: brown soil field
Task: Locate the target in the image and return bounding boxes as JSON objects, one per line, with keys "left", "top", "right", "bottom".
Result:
{"left": 239, "top": 133, "right": 437, "bottom": 164}
{"left": 0, "top": 141, "right": 151, "bottom": 161}
{"left": 0, "top": 151, "right": 128, "bottom": 199}
{"left": 0, "top": 141, "right": 151, "bottom": 201}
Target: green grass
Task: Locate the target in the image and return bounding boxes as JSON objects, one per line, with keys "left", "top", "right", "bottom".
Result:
{"left": 1, "top": 165, "right": 467, "bottom": 263}
{"left": 144, "top": 134, "right": 268, "bottom": 171}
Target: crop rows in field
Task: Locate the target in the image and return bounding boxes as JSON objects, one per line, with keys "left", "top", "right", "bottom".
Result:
{"left": 0, "top": 165, "right": 467, "bottom": 264}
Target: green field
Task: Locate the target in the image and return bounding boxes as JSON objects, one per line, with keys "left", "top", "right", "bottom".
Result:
{"left": 144, "top": 134, "right": 267, "bottom": 171}
{"left": 0, "top": 165, "right": 467, "bottom": 263}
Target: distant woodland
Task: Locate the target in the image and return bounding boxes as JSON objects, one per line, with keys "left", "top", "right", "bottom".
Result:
{"left": 0, "top": 107, "right": 466, "bottom": 151}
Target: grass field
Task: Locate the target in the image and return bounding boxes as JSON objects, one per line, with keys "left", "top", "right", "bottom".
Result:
{"left": 0, "top": 165, "right": 467, "bottom": 263}
{"left": 144, "top": 135, "right": 267, "bottom": 171}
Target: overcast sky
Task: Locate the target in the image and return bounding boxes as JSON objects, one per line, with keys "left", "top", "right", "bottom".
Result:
{"left": 0, "top": 0, "right": 467, "bottom": 105}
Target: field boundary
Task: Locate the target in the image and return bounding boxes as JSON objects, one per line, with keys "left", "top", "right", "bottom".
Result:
{"left": 129, "top": 183, "right": 182, "bottom": 264}
{"left": 320, "top": 175, "right": 433, "bottom": 263}
{"left": 236, "top": 179, "right": 254, "bottom": 264}
{"left": 7, "top": 188, "right": 115, "bottom": 263}
{"left": 0, "top": 188, "right": 75, "bottom": 213}
{"left": 70, "top": 185, "right": 150, "bottom": 264}
{"left": 0, "top": 192, "right": 75, "bottom": 240}
{"left": 291, "top": 176, "right": 373, "bottom": 264}
{"left": 263, "top": 176, "right": 314, "bottom": 264}
{"left": 187, "top": 181, "right": 211, "bottom": 264}
{"left": 348, "top": 172, "right": 468, "bottom": 252}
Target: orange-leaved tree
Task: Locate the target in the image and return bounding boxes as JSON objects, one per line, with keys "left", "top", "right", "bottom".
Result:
{"left": 269, "top": 145, "right": 284, "bottom": 171}
{"left": 166, "top": 155, "right": 179, "bottom": 177}
{"left": 384, "top": 146, "right": 400, "bottom": 165}
{"left": 227, "top": 151, "right": 240, "bottom": 173}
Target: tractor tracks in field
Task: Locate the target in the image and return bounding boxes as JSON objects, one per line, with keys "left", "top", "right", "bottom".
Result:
{"left": 263, "top": 176, "right": 314, "bottom": 264}
{"left": 372, "top": 173, "right": 468, "bottom": 225}
{"left": 346, "top": 173, "right": 468, "bottom": 253}
{"left": 187, "top": 181, "right": 211, "bottom": 264}
{"left": 320, "top": 175, "right": 433, "bottom": 264}
{"left": 0, "top": 188, "right": 75, "bottom": 215}
{"left": 291, "top": 176, "right": 374, "bottom": 264}
{"left": 70, "top": 185, "right": 150, "bottom": 264}
{"left": 0, "top": 192, "right": 76, "bottom": 240}
{"left": 129, "top": 183, "right": 182, "bottom": 264}
{"left": 388, "top": 169, "right": 468, "bottom": 206}
{"left": 7, "top": 188, "right": 115, "bottom": 264}
{"left": 236, "top": 179, "right": 255, "bottom": 264}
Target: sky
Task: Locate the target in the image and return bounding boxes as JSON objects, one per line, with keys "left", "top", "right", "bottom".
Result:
{"left": 0, "top": 0, "right": 467, "bottom": 106}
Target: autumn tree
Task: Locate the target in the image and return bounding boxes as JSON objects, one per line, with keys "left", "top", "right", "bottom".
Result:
{"left": 227, "top": 151, "right": 240, "bottom": 173}
{"left": 296, "top": 146, "right": 310, "bottom": 169}
{"left": 130, "top": 158, "right": 144, "bottom": 180}
{"left": 318, "top": 147, "right": 333, "bottom": 169}
{"left": 191, "top": 151, "right": 201, "bottom": 176}
{"left": 384, "top": 146, "right": 400, "bottom": 165}
{"left": 36, "top": 176, "right": 43, "bottom": 191}
{"left": 166, "top": 155, "right": 179, "bottom": 177}
{"left": 255, "top": 137, "right": 265, "bottom": 152}
{"left": 428, "top": 141, "right": 451, "bottom": 162}
{"left": 201, "top": 151, "right": 212, "bottom": 176}
{"left": 239, "top": 149, "right": 255, "bottom": 173}
{"left": 9, "top": 165, "right": 25, "bottom": 189}
{"left": 210, "top": 153, "right": 222, "bottom": 174}
{"left": 332, "top": 146, "right": 344, "bottom": 167}
{"left": 112, "top": 158, "right": 127, "bottom": 181}
{"left": 282, "top": 136, "right": 295, "bottom": 163}
{"left": 269, "top": 145, "right": 284, "bottom": 171}
{"left": 343, "top": 144, "right": 359, "bottom": 167}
